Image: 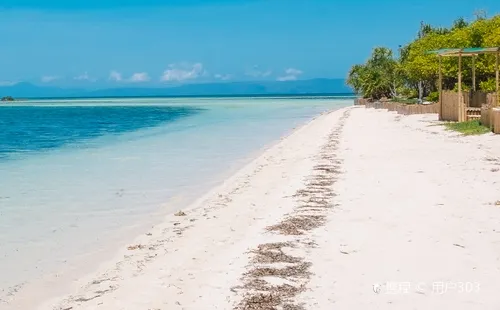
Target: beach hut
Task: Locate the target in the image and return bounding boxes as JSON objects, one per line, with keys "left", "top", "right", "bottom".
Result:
{"left": 427, "top": 47, "right": 500, "bottom": 131}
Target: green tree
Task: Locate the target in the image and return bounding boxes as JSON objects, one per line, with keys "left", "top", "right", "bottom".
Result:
{"left": 1, "top": 96, "right": 15, "bottom": 101}
{"left": 347, "top": 47, "right": 402, "bottom": 99}
{"left": 348, "top": 14, "right": 500, "bottom": 100}
{"left": 452, "top": 17, "right": 468, "bottom": 30}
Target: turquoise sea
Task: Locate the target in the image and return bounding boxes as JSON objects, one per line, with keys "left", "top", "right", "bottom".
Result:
{"left": 0, "top": 96, "right": 352, "bottom": 304}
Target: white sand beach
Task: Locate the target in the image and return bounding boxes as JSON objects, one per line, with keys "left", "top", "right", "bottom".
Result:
{"left": 8, "top": 106, "right": 500, "bottom": 309}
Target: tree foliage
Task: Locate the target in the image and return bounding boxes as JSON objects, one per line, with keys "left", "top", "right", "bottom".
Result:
{"left": 347, "top": 47, "right": 403, "bottom": 99}
{"left": 347, "top": 13, "right": 500, "bottom": 99}
{"left": 1, "top": 96, "right": 15, "bottom": 102}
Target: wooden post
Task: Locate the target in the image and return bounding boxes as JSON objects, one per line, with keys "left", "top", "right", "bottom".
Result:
{"left": 472, "top": 55, "right": 476, "bottom": 91}
{"left": 493, "top": 108, "right": 500, "bottom": 134}
{"left": 496, "top": 51, "right": 499, "bottom": 107}
{"left": 439, "top": 55, "right": 443, "bottom": 120}
{"left": 458, "top": 52, "right": 463, "bottom": 121}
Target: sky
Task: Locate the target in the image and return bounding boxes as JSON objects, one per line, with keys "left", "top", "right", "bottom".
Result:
{"left": 0, "top": 0, "right": 499, "bottom": 88}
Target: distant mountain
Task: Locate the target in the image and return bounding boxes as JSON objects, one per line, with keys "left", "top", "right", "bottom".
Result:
{"left": 0, "top": 79, "right": 352, "bottom": 99}
{"left": 85, "top": 78, "right": 352, "bottom": 97}
{"left": 0, "top": 82, "right": 80, "bottom": 99}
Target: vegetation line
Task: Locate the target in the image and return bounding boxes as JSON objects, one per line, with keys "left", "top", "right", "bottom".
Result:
{"left": 347, "top": 13, "right": 499, "bottom": 101}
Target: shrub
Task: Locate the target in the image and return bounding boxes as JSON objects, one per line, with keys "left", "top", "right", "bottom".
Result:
{"left": 426, "top": 91, "right": 439, "bottom": 102}
{"left": 392, "top": 97, "right": 419, "bottom": 104}
{"left": 479, "top": 78, "right": 496, "bottom": 92}
{"left": 1, "top": 96, "right": 14, "bottom": 101}
{"left": 397, "top": 86, "right": 418, "bottom": 99}
{"left": 452, "top": 83, "right": 470, "bottom": 92}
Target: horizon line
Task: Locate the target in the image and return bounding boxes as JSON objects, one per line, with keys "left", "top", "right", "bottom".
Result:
{"left": 4, "top": 93, "right": 356, "bottom": 101}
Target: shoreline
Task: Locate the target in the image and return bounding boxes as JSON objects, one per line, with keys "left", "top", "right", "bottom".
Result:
{"left": 7, "top": 105, "right": 500, "bottom": 309}
{"left": 38, "top": 107, "right": 347, "bottom": 310}
{"left": 3, "top": 106, "right": 344, "bottom": 310}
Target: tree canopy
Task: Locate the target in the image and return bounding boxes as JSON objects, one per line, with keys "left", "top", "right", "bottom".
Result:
{"left": 347, "top": 47, "right": 404, "bottom": 99}
{"left": 347, "top": 14, "right": 500, "bottom": 100}
{"left": 1, "top": 96, "right": 15, "bottom": 102}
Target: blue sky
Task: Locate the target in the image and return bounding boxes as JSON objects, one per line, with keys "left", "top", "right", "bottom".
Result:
{"left": 0, "top": 0, "right": 499, "bottom": 88}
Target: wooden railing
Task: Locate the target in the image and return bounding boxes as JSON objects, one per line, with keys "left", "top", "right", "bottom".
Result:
{"left": 362, "top": 101, "right": 439, "bottom": 115}
{"left": 464, "top": 91, "right": 488, "bottom": 108}
{"left": 355, "top": 92, "right": 500, "bottom": 134}
{"left": 440, "top": 91, "right": 461, "bottom": 121}
{"left": 354, "top": 98, "right": 370, "bottom": 105}
{"left": 441, "top": 91, "right": 497, "bottom": 122}
{"left": 481, "top": 93, "right": 499, "bottom": 131}
{"left": 487, "top": 93, "right": 498, "bottom": 106}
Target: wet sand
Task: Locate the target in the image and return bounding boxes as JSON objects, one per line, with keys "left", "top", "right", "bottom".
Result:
{"left": 11, "top": 106, "right": 500, "bottom": 309}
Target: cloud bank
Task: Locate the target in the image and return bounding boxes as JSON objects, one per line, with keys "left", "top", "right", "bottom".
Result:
{"left": 108, "top": 71, "right": 150, "bottom": 83}
{"left": 74, "top": 72, "right": 97, "bottom": 82}
{"left": 129, "top": 72, "right": 150, "bottom": 83}
{"left": 109, "top": 70, "right": 123, "bottom": 82}
{"left": 277, "top": 68, "right": 303, "bottom": 81}
{"left": 161, "top": 63, "right": 204, "bottom": 82}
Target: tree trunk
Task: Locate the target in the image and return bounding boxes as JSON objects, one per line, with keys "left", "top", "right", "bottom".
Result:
{"left": 418, "top": 80, "right": 424, "bottom": 103}
{"left": 390, "top": 80, "right": 398, "bottom": 98}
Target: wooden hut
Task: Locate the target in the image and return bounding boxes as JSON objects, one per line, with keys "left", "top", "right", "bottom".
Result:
{"left": 427, "top": 47, "right": 500, "bottom": 130}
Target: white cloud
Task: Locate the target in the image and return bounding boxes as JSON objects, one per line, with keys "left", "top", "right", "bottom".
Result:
{"left": 214, "top": 73, "right": 232, "bottom": 81}
{"left": 109, "top": 70, "right": 123, "bottom": 82}
{"left": 245, "top": 65, "right": 272, "bottom": 78}
{"left": 109, "top": 71, "right": 150, "bottom": 83}
{"left": 0, "top": 81, "right": 17, "bottom": 86}
{"left": 161, "top": 63, "right": 204, "bottom": 82}
{"left": 128, "top": 72, "right": 150, "bottom": 83}
{"left": 277, "top": 68, "right": 303, "bottom": 81}
{"left": 74, "top": 72, "right": 97, "bottom": 82}
{"left": 285, "top": 68, "right": 303, "bottom": 76}
{"left": 41, "top": 76, "right": 59, "bottom": 83}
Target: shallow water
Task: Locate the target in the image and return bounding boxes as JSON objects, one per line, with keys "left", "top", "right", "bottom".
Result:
{"left": 0, "top": 96, "right": 352, "bottom": 304}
